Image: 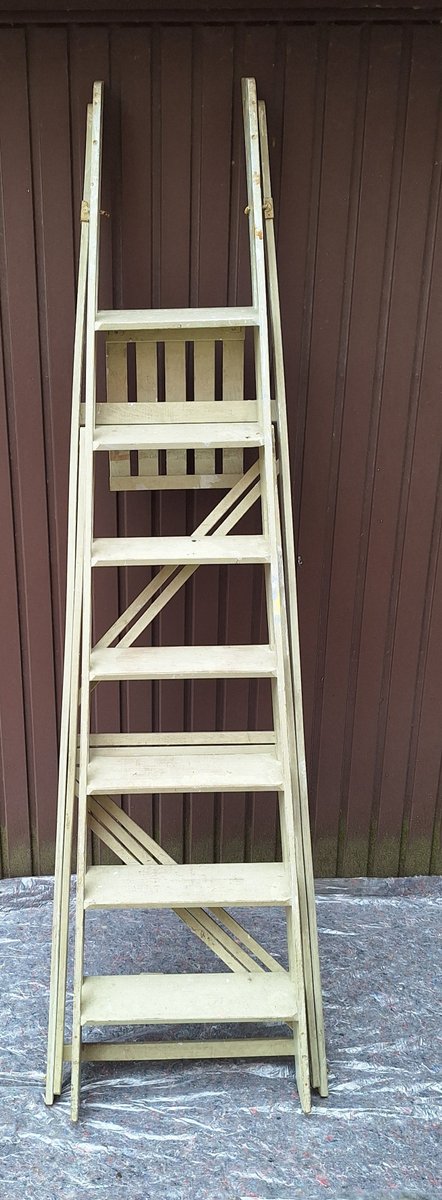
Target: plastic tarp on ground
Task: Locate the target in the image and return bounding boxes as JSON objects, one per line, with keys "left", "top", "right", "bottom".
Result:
{"left": 0, "top": 875, "right": 440, "bottom": 1200}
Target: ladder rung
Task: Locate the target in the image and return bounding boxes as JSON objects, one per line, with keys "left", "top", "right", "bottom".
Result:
{"left": 65, "top": 1038, "right": 294, "bottom": 1063}
{"left": 91, "top": 535, "right": 270, "bottom": 567}
{"left": 84, "top": 863, "right": 290, "bottom": 909}
{"left": 81, "top": 973, "right": 297, "bottom": 1026}
{"left": 87, "top": 401, "right": 258, "bottom": 425}
{"left": 89, "top": 645, "right": 277, "bottom": 681}
{"left": 95, "top": 307, "right": 259, "bottom": 332}
{"left": 88, "top": 732, "right": 275, "bottom": 747}
{"left": 93, "top": 422, "right": 263, "bottom": 451}
{"left": 87, "top": 749, "right": 283, "bottom": 794}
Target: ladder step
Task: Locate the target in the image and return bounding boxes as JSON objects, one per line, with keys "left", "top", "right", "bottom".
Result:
{"left": 84, "top": 862, "right": 290, "bottom": 909}
{"left": 89, "top": 645, "right": 277, "bottom": 681}
{"left": 81, "top": 972, "right": 297, "bottom": 1026}
{"left": 91, "top": 535, "right": 270, "bottom": 567}
{"left": 88, "top": 401, "right": 258, "bottom": 425}
{"left": 87, "top": 749, "right": 283, "bottom": 795}
{"left": 93, "top": 422, "right": 263, "bottom": 451}
{"left": 95, "top": 306, "right": 259, "bottom": 332}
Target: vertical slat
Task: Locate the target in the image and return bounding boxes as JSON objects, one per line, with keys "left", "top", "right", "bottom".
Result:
{"left": 136, "top": 340, "right": 158, "bottom": 477}
{"left": 165, "top": 340, "right": 187, "bottom": 476}
{"left": 222, "top": 337, "right": 244, "bottom": 475}
{"left": 108, "top": 341, "right": 130, "bottom": 483}
{"left": 194, "top": 340, "right": 215, "bottom": 474}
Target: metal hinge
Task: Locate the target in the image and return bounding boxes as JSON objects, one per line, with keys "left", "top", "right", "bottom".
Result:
{"left": 80, "top": 201, "right": 110, "bottom": 222}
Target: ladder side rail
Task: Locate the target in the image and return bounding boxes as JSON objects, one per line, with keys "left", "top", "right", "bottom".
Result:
{"left": 52, "top": 435, "right": 86, "bottom": 1094}
{"left": 45, "top": 104, "right": 93, "bottom": 1105}
{"left": 258, "top": 98, "right": 327, "bottom": 1097}
{"left": 275, "top": 484, "right": 327, "bottom": 1096}
{"left": 71, "top": 81, "right": 104, "bottom": 1122}
{"left": 242, "top": 77, "right": 311, "bottom": 1111}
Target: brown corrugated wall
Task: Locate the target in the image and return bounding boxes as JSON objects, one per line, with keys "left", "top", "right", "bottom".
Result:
{"left": 0, "top": 3, "right": 441, "bottom": 877}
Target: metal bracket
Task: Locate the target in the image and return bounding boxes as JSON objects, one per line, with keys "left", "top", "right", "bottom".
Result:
{"left": 80, "top": 201, "right": 110, "bottom": 222}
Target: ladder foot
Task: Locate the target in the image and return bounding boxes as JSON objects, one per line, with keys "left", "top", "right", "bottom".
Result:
{"left": 294, "top": 1026, "right": 312, "bottom": 1113}
{"left": 70, "top": 1068, "right": 81, "bottom": 1122}
{"left": 296, "top": 1066, "right": 312, "bottom": 1115}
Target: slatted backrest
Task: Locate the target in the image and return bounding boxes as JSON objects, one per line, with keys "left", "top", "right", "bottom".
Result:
{"left": 104, "top": 328, "right": 253, "bottom": 491}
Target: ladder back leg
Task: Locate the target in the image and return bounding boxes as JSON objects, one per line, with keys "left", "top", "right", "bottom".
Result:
{"left": 45, "top": 106, "right": 92, "bottom": 1106}
{"left": 258, "top": 97, "right": 327, "bottom": 1096}
{"left": 70, "top": 81, "right": 104, "bottom": 1122}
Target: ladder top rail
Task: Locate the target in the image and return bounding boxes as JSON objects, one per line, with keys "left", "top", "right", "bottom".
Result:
{"left": 95, "top": 306, "right": 257, "bottom": 332}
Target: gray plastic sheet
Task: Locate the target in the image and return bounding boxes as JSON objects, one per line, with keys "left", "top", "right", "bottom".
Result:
{"left": 0, "top": 874, "right": 440, "bottom": 1200}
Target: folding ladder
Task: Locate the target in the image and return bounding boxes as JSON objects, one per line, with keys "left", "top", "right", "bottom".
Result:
{"left": 45, "top": 78, "right": 327, "bottom": 1120}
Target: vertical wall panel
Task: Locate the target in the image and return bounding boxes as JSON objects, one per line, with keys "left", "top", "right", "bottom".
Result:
{"left": 369, "top": 28, "right": 442, "bottom": 875}
{"left": 27, "top": 28, "right": 76, "bottom": 714}
{"left": 110, "top": 27, "right": 154, "bottom": 850}
{"left": 0, "top": 29, "right": 58, "bottom": 873}
{"left": 0, "top": 326, "right": 32, "bottom": 877}
{"left": 0, "top": 11, "right": 440, "bottom": 877}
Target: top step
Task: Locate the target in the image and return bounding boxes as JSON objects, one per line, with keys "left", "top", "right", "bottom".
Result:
{"left": 95, "top": 307, "right": 259, "bottom": 332}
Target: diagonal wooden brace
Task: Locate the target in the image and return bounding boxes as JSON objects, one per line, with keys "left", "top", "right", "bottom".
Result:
{"left": 93, "top": 461, "right": 261, "bottom": 654}
{"left": 87, "top": 794, "right": 285, "bottom": 977}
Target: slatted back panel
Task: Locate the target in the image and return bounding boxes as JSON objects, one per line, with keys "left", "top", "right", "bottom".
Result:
{"left": 105, "top": 329, "right": 249, "bottom": 491}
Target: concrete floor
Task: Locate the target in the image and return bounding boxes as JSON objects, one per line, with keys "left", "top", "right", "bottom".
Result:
{"left": 0, "top": 875, "right": 440, "bottom": 1200}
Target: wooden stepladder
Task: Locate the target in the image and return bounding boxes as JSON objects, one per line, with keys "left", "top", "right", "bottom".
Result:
{"left": 45, "top": 78, "right": 327, "bottom": 1121}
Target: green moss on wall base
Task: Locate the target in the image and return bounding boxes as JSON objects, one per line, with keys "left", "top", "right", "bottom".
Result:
{"left": 0, "top": 829, "right": 439, "bottom": 880}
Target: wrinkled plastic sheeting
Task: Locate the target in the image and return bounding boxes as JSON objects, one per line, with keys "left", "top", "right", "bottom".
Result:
{"left": 0, "top": 874, "right": 440, "bottom": 1200}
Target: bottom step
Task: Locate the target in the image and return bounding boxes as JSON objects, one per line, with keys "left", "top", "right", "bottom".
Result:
{"left": 81, "top": 973, "right": 296, "bottom": 1026}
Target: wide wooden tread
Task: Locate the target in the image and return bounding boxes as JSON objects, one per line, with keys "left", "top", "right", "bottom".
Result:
{"left": 84, "top": 862, "right": 290, "bottom": 909}
{"left": 93, "top": 422, "right": 263, "bottom": 451}
{"left": 89, "top": 645, "right": 277, "bottom": 681}
{"left": 81, "top": 972, "right": 296, "bottom": 1026}
{"left": 95, "top": 306, "right": 259, "bottom": 331}
{"left": 91, "top": 535, "right": 270, "bottom": 567}
{"left": 87, "top": 749, "right": 283, "bottom": 794}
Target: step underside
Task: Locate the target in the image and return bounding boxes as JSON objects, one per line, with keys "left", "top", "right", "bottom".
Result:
{"left": 84, "top": 862, "right": 290, "bottom": 909}
{"left": 81, "top": 972, "right": 297, "bottom": 1026}
{"left": 87, "top": 749, "right": 283, "bottom": 795}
